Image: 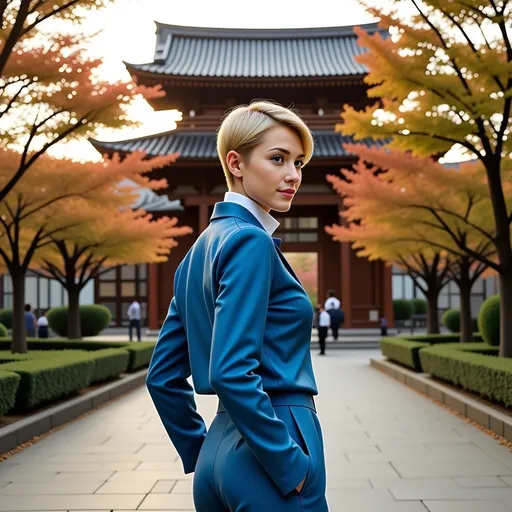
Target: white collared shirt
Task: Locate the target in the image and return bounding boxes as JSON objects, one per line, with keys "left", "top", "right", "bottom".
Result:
{"left": 318, "top": 311, "right": 331, "bottom": 327}
{"left": 223, "top": 191, "right": 280, "bottom": 236}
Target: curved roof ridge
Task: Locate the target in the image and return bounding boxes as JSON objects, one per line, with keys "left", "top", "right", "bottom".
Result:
{"left": 153, "top": 22, "right": 383, "bottom": 40}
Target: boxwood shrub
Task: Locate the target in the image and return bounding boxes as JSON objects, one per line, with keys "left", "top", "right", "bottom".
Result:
{"left": 442, "top": 309, "right": 479, "bottom": 334}
{"left": 0, "top": 309, "right": 12, "bottom": 330}
{"left": 410, "top": 298, "right": 427, "bottom": 315}
{"left": 393, "top": 299, "right": 414, "bottom": 321}
{"left": 478, "top": 295, "right": 500, "bottom": 346}
{"left": 47, "top": 305, "right": 111, "bottom": 337}
{"left": 0, "top": 370, "right": 21, "bottom": 415}
{"left": 0, "top": 323, "right": 8, "bottom": 337}
{"left": 380, "top": 334, "right": 484, "bottom": 372}
{"left": 380, "top": 337, "right": 429, "bottom": 371}
{"left": 419, "top": 343, "right": 510, "bottom": 406}
{"left": 0, "top": 358, "right": 94, "bottom": 411}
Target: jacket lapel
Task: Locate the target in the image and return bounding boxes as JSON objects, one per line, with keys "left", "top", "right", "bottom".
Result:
{"left": 211, "top": 202, "right": 304, "bottom": 288}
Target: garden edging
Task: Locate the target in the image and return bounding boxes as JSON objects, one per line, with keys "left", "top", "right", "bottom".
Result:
{"left": 0, "top": 368, "right": 148, "bottom": 455}
{"left": 370, "top": 357, "right": 512, "bottom": 442}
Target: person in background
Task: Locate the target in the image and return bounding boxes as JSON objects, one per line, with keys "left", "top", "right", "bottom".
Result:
{"left": 324, "top": 290, "right": 344, "bottom": 340}
{"left": 316, "top": 305, "right": 330, "bottom": 356}
{"left": 37, "top": 310, "right": 50, "bottom": 338}
{"left": 127, "top": 299, "right": 142, "bottom": 341}
{"left": 24, "top": 304, "right": 37, "bottom": 338}
{"left": 380, "top": 316, "right": 388, "bottom": 337}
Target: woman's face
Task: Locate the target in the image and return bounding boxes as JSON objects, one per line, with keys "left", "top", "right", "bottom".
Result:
{"left": 226, "top": 125, "right": 305, "bottom": 213}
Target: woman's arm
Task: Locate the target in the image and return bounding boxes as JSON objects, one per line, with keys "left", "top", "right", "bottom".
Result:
{"left": 209, "top": 227, "right": 310, "bottom": 496}
{"left": 146, "top": 296, "right": 207, "bottom": 474}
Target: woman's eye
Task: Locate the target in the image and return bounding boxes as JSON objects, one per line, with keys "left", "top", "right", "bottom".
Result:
{"left": 295, "top": 160, "right": 304, "bottom": 168}
{"left": 272, "top": 155, "right": 284, "bottom": 163}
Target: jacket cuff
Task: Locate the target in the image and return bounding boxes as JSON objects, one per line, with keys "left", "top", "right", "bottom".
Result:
{"left": 181, "top": 436, "right": 206, "bottom": 474}
{"left": 277, "top": 450, "right": 310, "bottom": 496}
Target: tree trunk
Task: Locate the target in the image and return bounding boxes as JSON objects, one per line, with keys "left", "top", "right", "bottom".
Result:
{"left": 426, "top": 290, "right": 440, "bottom": 334}
{"left": 67, "top": 286, "right": 81, "bottom": 339}
{"left": 457, "top": 260, "right": 474, "bottom": 343}
{"left": 458, "top": 277, "right": 473, "bottom": 343}
{"left": 499, "top": 271, "right": 512, "bottom": 358}
{"left": 11, "top": 268, "right": 27, "bottom": 354}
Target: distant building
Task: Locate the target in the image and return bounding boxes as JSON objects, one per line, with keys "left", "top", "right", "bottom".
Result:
{"left": 89, "top": 22, "right": 394, "bottom": 329}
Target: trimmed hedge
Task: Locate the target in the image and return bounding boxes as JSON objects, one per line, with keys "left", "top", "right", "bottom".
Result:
{"left": 380, "top": 334, "right": 484, "bottom": 372}
{"left": 0, "top": 323, "right": 7, "bottom": 337}
{"left": 478, "top": 295, "right": 500, "bottom": 346}
{"left": 406, "top": 333, "right": 483, "bottom": 343}
{"left": 0, "top": 340, "right": 155, "bottom": 373}
{"left": 419, "top": 343, "right": 511, "bottom": 406}
{"left": 0, "top": 370, "right": 21, "bottom": 415}
{"left": 82, "top": 348, "right": 130, "bottom": 383}
{"left": 393, "top": 299, "right": 414, "bottom": 321}
{"left": 0, "top": 309, "right": 12, "bottom": 330}
{"left": 380, "top": 338, "right": 429, "bottom": 371}
{"left": 47, "top": 304, "right": 111, "bottom": 337}
{"left": 410, "top": 298, "right": 427, "bottom": 315}
{"left": 0, "top": 358, "right": 94, "bottom": 411}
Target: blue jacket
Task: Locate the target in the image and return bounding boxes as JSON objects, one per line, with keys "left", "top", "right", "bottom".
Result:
{"left": 146, "top": 201, "right": 318, "bottom": 496}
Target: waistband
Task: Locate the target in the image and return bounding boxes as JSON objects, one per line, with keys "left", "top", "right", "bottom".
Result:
{"left": 217, "top": 391, "right": 316, "bottom": 414}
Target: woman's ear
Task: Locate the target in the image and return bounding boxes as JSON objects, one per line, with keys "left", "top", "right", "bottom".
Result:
{"left": 226, "top": 150, "right": 243, "bottom": 179}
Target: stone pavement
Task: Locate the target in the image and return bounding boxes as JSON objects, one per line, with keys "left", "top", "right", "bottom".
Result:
{"left": 1, "top": 350, "right": 512, "bottom": 511}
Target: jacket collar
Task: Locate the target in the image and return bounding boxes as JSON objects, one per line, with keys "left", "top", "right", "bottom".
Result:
{"left": 210, "top": 202, "right": 282, "bottom": 248}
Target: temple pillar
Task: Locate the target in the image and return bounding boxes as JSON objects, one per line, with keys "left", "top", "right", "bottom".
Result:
{"left": 382, "top": 263, "right": 394, "bottom": 327}
{"left": 148, "top": 263, "right": 159, "bottom": 330}
{"left": 340, "top": 242, "right": 353, "bottom": 328}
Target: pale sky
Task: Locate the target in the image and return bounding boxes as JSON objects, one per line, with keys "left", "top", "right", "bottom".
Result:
{"left": 49, "top": 0, "right": 385, "bottom": 161}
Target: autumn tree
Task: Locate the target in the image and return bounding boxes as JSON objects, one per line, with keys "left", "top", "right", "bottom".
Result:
{"left": 340, "top": 1, "right": 512, "bottom": 354}
{"left": 0, "top": 149, "right": 179, "bottom": 353}
{"left": 1, "top": 2, "right": 164, "bottom": 202}
{"left": 35, "top": 208, "right": 192, "bottom": 339}
{"left": 326, "top": 218, "right": 451, "bottom": 333}
{"left": 326, "top": 144, "right": 497, "bottom": 341}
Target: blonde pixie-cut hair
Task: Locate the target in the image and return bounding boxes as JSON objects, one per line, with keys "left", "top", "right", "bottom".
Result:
{"left": 216, "top": 100, "right": 314, "bottom": 190}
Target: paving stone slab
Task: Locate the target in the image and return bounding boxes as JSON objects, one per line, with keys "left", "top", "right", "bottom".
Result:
{"left": 423, "top": 501, "right": 511, "bottom": 512}
{"left": 94, "top": 480, "right": 156, "bottom": 494}
{"left": 0, "top": 494, "right": 145, "bottom": 511}
{"left": 0, "top": 482, "right": 104, "bottom": 495}
{"left": 149, "top": 480, "right": 177, "bottom": 493}
{"left": 137, "top": 493, "right": 194, "bottom": 510}
{"left": 454, "top": 476, "right": 508, "bottom": 487}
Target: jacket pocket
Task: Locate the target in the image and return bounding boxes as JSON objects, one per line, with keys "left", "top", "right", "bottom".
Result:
{"left": 287, "top": 405, "right": 316, "bottom": 495}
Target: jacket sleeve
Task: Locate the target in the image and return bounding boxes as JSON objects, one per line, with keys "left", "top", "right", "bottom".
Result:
{"left": 146, "top": 296, "right": 207, "bottom": 474}
{"left": 209, "top": 227, "right": 310, "bottom": 496}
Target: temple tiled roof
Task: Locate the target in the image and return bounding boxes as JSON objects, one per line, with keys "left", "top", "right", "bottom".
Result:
{"left": 90, "top": 130, "right": 388, "bottom": 160}
{"left": 124, "top": 23, "right": 383, "bottom": 79}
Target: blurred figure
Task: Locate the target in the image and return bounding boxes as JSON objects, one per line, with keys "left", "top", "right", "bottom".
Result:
{"left": 380, "top": 316, "right": 388, "bottom": 337}
{"left": 127, "top": 299, "right": 142, "bottom": 341}
{"left": 24, "top": 304, "right": 37, "bottom": 338}
{"left": 316, "top": 305, "right": 330, "bottom": 355}
{"left": 324, "top": 290, "right": 344, "bottom": 340}
{"left": 37, "top": 310, "right": 50, "bottom": 339}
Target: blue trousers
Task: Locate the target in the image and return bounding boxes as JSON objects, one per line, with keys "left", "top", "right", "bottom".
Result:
{"left": 193, "top": 393, "right": 328, "bottom": 511}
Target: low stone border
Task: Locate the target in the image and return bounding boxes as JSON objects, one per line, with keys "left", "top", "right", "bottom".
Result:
{"left": 370, "top": 358, "right": 512, "bottom": 442}
{"left": 0, "top": 369, "right": 147, "bottom": 455}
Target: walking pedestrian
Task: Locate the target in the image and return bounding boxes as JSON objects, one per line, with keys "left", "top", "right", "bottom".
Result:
{"left": 146, "top": 101, "right": 327, "bottom": 511}
{"left": 127, "top": 299, "right": 141, "bottom": 341}
{"left": 37, "top": 310, "right": 49, "bottom": 338}
{"left": 317, "top": 305, "right": 330, "bottom": 355}
{"left": 324, "top": 290, "right": 344, "bottom": 340}
{"left": 24, "top": 304, "right": 37, "bottom": 338}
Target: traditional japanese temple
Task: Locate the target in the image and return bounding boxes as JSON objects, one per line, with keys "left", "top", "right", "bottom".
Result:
{"left": 90, "top": 22, "right": 394, "bottom": 330}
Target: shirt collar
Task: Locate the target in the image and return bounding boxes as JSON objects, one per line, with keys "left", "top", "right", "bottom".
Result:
{"left": 223, "top": 191, "right": 280, "bottom": 236}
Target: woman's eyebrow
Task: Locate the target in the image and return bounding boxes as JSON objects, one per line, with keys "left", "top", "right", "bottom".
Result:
{"left": 267, "top": 147, "right": 306, "bottom": 158}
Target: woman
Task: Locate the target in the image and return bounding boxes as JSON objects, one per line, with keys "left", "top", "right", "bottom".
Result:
{"left": 146, "top": 101, "right": 328, "bottom": 511}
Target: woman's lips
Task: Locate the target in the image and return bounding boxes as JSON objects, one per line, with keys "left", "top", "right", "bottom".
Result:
{"left": 279, "top": 190, "right": 294, "bottom": 198}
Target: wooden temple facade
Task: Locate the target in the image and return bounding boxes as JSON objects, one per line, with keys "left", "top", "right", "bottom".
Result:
{"left": 91, "top": 22, "right": 394, "bottom": 330}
